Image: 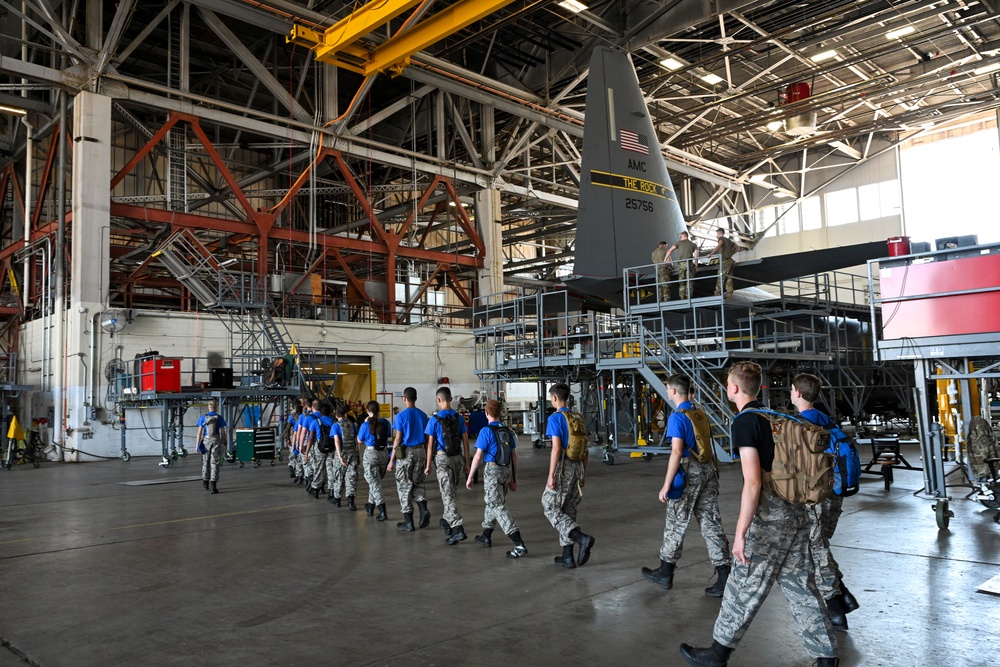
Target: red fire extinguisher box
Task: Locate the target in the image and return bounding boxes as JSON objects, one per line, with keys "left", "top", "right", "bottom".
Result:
{"left": 140, "top": 358, "right": 182, "bottom": 393}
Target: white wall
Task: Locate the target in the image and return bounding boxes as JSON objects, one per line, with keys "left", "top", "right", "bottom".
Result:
{"left": 17, "top": 311, "right": 478, "bottom": 459}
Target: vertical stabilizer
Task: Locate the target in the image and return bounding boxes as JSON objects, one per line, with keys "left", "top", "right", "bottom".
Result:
{"left": 572, "top": 47, "right": 687, "bottom": 280}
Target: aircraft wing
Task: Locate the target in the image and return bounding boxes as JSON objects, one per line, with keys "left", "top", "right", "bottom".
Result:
{"left": 732, "top": 241, "right": 887, "bottom": 287}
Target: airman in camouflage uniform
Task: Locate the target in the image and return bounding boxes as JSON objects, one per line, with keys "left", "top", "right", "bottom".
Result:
{"left": 388, "top": 387, "right": 430, "bottom": 532}
{"left": 196, "top": 400, "right": 227, "bottom": 494}
{"left": 680, "top": 362, "right": 837, "bottom": 667}
{"left": 358, "top": 400, "right": 391, "bottom": 521}
{"left": 425, "top": 387, "right": 470, "bottom": 545}
{"left": 328, "top": 405, "right": 359, "bottom": 509}
{"left": 306, "top": 402, "right": 333, "bottom": 499}
{"left": 542, "top": 383, "right": 595, "bottom": 569}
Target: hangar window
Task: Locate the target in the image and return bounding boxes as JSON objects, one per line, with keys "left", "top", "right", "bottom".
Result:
{"left": 800, "top": 196, "right": 822, "bottom": 230}
{"left": 825, "top": 188, "right": 859, "bottom": 226}
{"left": 858, "top": 179, "right": 901, "bottom": 220}
{"left": 776, "top": 203, "right": 799, "bottom": 234}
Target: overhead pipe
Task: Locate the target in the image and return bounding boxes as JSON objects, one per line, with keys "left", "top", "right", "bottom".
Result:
{"left": 54, "top": 93, "right": 66, "bottom": 456}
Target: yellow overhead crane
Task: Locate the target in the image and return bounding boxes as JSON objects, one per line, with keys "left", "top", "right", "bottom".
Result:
{"left": 288, "top": 0, "right": 518, "bottom": 76}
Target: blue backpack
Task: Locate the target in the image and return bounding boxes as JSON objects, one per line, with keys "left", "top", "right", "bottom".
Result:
{"left": 826, "top": 424, "right": 861, "bottom": 497}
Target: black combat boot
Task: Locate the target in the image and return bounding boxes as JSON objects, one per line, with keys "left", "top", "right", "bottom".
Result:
{"left": 641, "top": 559, "right": 676, "bottom": 590}
{"left": 329, "top": 495, "right": 341, "bottom": 507}
{"left": 303, "top": 476, "right": 312, "bottom": 489}
{"left": 376, "top": 504, "right": 388, "bottom": 521}
{"left": 679, "top": 641, "right": 733, "bottom": 667}
{"left": 202, "top": 479, "right": 209, "bottom": 490}
{"left": 839, "top": 585, "right": 860, "bottom": 613}
{"left": 310, "top": 486, "right": 322, "bottom": 499}
{"left": 289, "top": 468, "right": 296, "bottom": 479}
{"left": 210, "top": 481, "right": 219, "bottom": 495}
{"left": 569, "top": 527, "right": 595, "bottom": 566}
{"left": 506, "top": 531, "right": 527, "bottom": 559}
{"left": 397, "top": 512, "right": 414, "bottom": 532}
{"left": 446, "top": 525, "right": 468, "bottom": 545}
{"left": 293, "top": 475, "right": 302, "bottom": 485}
{"left": 814, "top": 658, "right": 839, "bottom": 666}
{"left": 705, "top": 564, "right": 731, "bottom": 598}
{"left": 439, "top": 518, "right": 453, "bottom": 536}
{"left": 416, "top": 500, "right": 431, "bottom": 529}
{"left": 553, "top": 543, "right": 576, "bottom": 569}
{"left": 365, "top": 502, "right": 375, "bottom": 516}
{"left": 826, "top": 596, "right": 848, "bottom": 632}
{"left": 347, "top": 495, "right": 357, "bottom": 511}
{"left": 475, "top": 527, "right": 494, "bottom": 548}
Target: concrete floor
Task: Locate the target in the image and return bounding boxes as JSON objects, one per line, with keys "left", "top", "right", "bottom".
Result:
{"left": 1, "top": 439, "right": 998, "bottom": 667}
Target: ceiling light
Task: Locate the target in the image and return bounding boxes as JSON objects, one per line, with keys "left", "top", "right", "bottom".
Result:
{"left": 810, "top": 50, "right": 838, "bottom": 63}
{"left": 558, "top": 0, "right": 587, "bottom": 12}
{"left": 774, "top": 191, "right": 795, "bottom": 199}
{"left": 0, "top": 104, "right": 27, "bottom": 116}
{"left": 885, "top": 26, "right": 916, "bottom": 40}
{"left": 766, "top": 120, "right": 784, "bottom": 132}
{"left": 660, "top": 57, "right": 683, "bottom": 71}
{"left": 973, "top": 62, "right": 1000, "bottom": 75}
{"left": 701, "top": 72, "right": 724, "bottom": 85}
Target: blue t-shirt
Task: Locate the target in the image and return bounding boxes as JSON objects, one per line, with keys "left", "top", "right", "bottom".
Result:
{"left": 475, "top": 420, "right": 516, "bottom": 463}
{"left": 800, "top": 408, "right": 834, "bottom": 429}
{"left": 425, "top": 408, "right": 468, "bottom": 452}
{"left": 307, "top": 412, "right": 326, "bottom": 443}
{"left": 666, "top": 401, "right": 698, "bottom": 458}
{"left": 197, "top": 412, "right": 227, "bottom": 432}
{"left": 286, "top": 414, "right": 297, "bottom": 427}
{"left": 358, "top": 418, "right": 391, "bottom": 448}
{"left": 545, "top": 408, "right": 571, "bottom": 449}
{"left": 393, "top": 406, "right": 429, "bottom": 447}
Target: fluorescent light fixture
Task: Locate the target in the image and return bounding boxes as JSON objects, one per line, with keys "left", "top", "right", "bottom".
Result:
{"left": 810, "top": 50, "right": 838, "bottom": 63}
{"left": 660, "top": 57, "right": 684, "bottom": 71}
{"left": 973, "top": 62, "right": 1000, "bottom": 75}
{"left": 885, "top": 26, "right": 916, "bottom": 40}
{"left": 558, "top": 0, "right": 587, "bottom": 12}
{"left": 766, "top": 120, "right": 784, "bottom": 132}
{"left": 701, "top": 72, "right": 724, "bottom": 85}
{"left": 0, "top": 104, "right": 27, "bottom": 116}
{"left": 774, "top": 191, "right": 795, "bottom": 199}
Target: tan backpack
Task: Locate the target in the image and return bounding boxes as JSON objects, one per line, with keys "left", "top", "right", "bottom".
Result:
{"left": 562, "top": 411, "right": 590, "bottom": 461}
{"left": 676, "top": 408, "right": 715, "bottom": 465}
{"left": 741, "top": 409, "right": 834, "bottom": 505}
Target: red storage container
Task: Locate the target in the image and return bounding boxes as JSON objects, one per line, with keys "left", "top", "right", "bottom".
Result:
{"left": 887, "top": 236, "right": 911, "bottom": 257}
{"left": 140, "top": 358, "right": 181, "bottom": 393}
{"left": 785, "top": 81, "right": 811, "bottom": 103}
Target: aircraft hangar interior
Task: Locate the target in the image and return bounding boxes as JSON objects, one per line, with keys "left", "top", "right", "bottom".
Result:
{"left": 2, "top": 1, "right": 1000, "bottom": 665}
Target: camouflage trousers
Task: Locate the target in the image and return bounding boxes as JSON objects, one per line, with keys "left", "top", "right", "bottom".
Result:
{"left": 362, "top": 447, "right": 389, "bottom": 506}
{"left": 660, "top": 459, "right": 730, "bottom": 566}
{"left": 541, "top": 459, "right": 584, "bottom": 547}
{"left": 808, "top": 495, "right": 845, "bottom": 600}
{"left": 656, "top": 263, "right": 671, "bottom": 301}
{"left": 394, "top": 447, "right": 427, "bottom": 515}
{"left": 310, "top": 449, "right": 329, "bottom": 491}
{"left": 677, "top": 261, "right": 694, "bottom": 300}
{"left": 291, "top": 451, "right": 303, "bottom": 476}
{"left": 301, "top": 441, "right": 314, "bottom": 479}
{"left": 201, "top": 441, "right": 222, "bottom": 482}
{"left": 435, "top": 451, "right": 465, "bottom": 528}
{"left": 715, "top": 259, "right": 734, "bottom": 297}
{"left": 483, "top": 463, "right": 518, "bottom": 535}
{"left": 713, "top": 491, "right": 837, "bottom": 659}
{"left": 329, "top": 450, "right": 360, "bottom": 499}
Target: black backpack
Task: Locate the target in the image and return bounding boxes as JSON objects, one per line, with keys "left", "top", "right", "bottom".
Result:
{"left": 203, "top": 414, "right": 221, "bottom": 443}
{"left": 373, "top": 419, "right": 390, "bottom": 451}
{"left": 317, "top": 418, "right": 334, "bottom": 454}
{"left": 488, "top": 424, "right": 516, "bottom": 467}
{"left": 435, "top": 413, "right": 463, "bottom": 456}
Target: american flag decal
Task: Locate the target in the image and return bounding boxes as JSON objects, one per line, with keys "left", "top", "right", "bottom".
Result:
{"left": 620, "top": 129, "right": 649, "bottom": 155}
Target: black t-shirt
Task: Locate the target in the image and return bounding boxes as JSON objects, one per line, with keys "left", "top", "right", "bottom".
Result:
{"left": 731, "top": 401, "right": 775, "bottom": 472}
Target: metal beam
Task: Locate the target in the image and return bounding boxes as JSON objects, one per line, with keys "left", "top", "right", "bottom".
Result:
{"left": 114, "top": 0, "right": 181, "bottom": 65}
{"left": 311, "top": 0, "right": 422, "bottom": 60}
{"left": 198, "top": 7, "right": 312, "bottom": 124}
{"left": 95, "top": 0, "right": 135, "bottom": 75}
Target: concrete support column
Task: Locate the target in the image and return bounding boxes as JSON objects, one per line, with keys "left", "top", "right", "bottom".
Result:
{"left": 64, "top": 92, "right": 111, "bottom": 461}
{"left": 475, "top": 188, "right": 503, "bottom": 300}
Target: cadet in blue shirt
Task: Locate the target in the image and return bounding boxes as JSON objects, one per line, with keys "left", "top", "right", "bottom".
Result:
{"left": 425, "top": 386, "right": 470, "bottom": 545}
{"left": 641, "top": 374, "right": 731, "bottom": 595}
{"left": 302, "top": 401, "right": 327, "bottom": 497}
{"left": 542, "top": 382, "right": 595, "bottom": 569}
{"left": 286, "top": 404, "right": 302, "bottom": 481}
{"left": 293, "top": 396, "right": 314, "bottom": 486}
{"left": 358, "top": 400, "right": 391, "bottom": 521}
{"left": 196, "top": 399, "right": 227, "bottom": 494}
{"left": 467, "top": 399, "right": 527, "bottom": 558}
{"left": 387, "top": 387, "right": 430, "bottom": 532}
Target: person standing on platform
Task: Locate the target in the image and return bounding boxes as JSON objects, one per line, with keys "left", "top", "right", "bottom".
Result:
{"left": 679, "top": 362, "right": 837, "bottom": 667}
{"left": 652, "top": 240, "right": 671, "bottom": 301}
{"left": 387, "top": 387, "right": 430, "bottom": 532}
{"left": 641, "top": 374, "right": 731, "bottom": 595}
{"left": 707, "top": 227, "right": 738, "bottom": 299}
{"left": 358, "top": 400, "right": 391, "bottom": 521}
{"left": 425, "top": 386, "right": 470, "bottom": 545}
{"left": 196, "top": 399, "right": 227, "bottom": 495}
{"left": 467, "top": 399, "right": 527, "bottom": 558}
{"left": 542, "top": 382, "right": 596, "bottom": 569}
{"left": 329, "top": 404, "right": 360, "bottom": 510}
{"left": 791, "top": 372, "right": 860, "bottom": 632}
{"left": 665, "top": 232, "right": 700, "bottom": 300}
